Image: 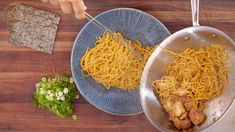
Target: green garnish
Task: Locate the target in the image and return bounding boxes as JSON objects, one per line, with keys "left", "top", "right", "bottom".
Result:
{"left": 33, "top": 75, "right": 78, "bottom": 118}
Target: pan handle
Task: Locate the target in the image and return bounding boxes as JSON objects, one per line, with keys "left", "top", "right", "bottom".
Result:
{"left": 191, "top": 0, "right": 200, "bottom": 26}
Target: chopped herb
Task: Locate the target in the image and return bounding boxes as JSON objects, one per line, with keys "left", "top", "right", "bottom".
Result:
{"left": 72, "top": 115, "right": 77, "bottom": 120}
{"left": 33, "top": 75, "right": 78, "bottom": 118}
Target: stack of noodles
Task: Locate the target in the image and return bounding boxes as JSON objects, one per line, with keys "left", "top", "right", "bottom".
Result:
{"left": 153, "top": 44, "right": 229, "bottom": 111}
{"left": 81, "top": 32, "right": 154, "bottom": 90}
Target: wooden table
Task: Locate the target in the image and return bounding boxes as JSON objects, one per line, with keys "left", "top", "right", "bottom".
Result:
{"left": 1, "top": 0, "right": 235, "bottom": 131}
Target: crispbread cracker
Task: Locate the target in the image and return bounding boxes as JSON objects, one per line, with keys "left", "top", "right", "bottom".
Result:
{"left": 8, "top": 4, "right": 60, "bottom": 53}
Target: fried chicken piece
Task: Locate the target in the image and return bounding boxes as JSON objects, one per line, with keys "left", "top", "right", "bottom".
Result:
{"left": 188, "top": 108, "right": 205, "bottom": 125}
{"left": 180, "top": 96, "right": 193, "bottom": 112}
{"left": 173, "top": 101, "right": 186, "bottom": 118}
{"left": 172, "top": 117, "right": 192, "bottom": 130}
{"left": 182, "top": 128, "right": 193, "bottom": 132}
{"left": 164, "top": 97, "right": 174, "bottom": 112}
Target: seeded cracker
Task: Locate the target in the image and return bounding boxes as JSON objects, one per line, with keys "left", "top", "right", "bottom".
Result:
{"left": 8, "top": 4, "right": 60, "bottom": 53}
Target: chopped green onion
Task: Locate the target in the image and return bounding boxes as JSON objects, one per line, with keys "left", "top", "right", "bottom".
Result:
{"left": 33, "top": 75, "right": 78, "bottom": 118}
{"left": 63, "top": 88, "right": 69, "bottom": 94}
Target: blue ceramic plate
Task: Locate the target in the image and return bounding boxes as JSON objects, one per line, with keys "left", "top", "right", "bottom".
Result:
{"left": 71, "top": 8, "right": 170, "bottom": 115}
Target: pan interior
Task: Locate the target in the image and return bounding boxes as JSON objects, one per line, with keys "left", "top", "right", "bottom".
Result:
{"left": 140, "top": 26, "right": 235, "bottom": 131}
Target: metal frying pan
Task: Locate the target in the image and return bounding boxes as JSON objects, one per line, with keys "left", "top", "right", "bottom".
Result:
{"left": 140, "top": 0, "right": 235, "bottom": 131}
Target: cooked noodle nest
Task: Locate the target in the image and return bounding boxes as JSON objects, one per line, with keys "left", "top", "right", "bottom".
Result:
{"left": 153, "top": 44, "right": 229, "bottom": 111}
{"left": 81, "top": 32, "right": 154, "bottom": 90}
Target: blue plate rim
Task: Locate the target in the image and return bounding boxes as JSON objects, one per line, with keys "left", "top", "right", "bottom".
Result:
{"left": 71, "top": 7, "right": 171, "bottom": 116}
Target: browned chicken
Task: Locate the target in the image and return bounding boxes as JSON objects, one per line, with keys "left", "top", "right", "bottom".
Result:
{"left": 180, "top": 96, "right": 193, "bottom": 112}
{"left": 172, "top": 117, "right": 192, "bottom": 130}
{"left": 188, "top": 108, "right": 205, "bottom": 125}
{"left": 173, "top": 101, "right": 186, "bottom": 118}
{"left": 164, "top": 95, "right": 206, "bottom": 131}
{"left": 182, "top": 128, "right": 193, "bottom": 132}
{"left": 162, "top": 93, "right": 205, "bottom": 131}
{"left": 163, "top": 97, "right": 174, "bottom": 112}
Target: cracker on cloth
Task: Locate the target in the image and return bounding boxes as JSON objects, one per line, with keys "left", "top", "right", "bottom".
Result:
{"left": 8, "top": 4, "right": 61, "bottom": 53}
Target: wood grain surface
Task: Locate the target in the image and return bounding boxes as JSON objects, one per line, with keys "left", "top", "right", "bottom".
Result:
{"left": 1, "top": 0, "right": 235, "bottom": 131}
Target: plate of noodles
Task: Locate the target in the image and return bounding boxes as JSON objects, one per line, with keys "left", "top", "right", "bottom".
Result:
{"left": 71, "top": 8, "right": 170, "bottom": 115}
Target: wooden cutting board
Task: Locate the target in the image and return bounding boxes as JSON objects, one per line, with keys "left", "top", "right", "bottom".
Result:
{"left": 1, "top": 0, "right": 235, "bottom": 131}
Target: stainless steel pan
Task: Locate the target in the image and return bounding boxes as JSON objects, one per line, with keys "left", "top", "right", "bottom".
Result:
{"left": 140, "top": 0, "right": 235, "bottom": 131}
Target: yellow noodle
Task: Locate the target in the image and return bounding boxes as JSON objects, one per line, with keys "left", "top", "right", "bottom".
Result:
{"left": 80, "top": 32, "right": 154, "bottom": 90}
{"left": 153, "top": 44, "right": 228, "bottom": 111}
